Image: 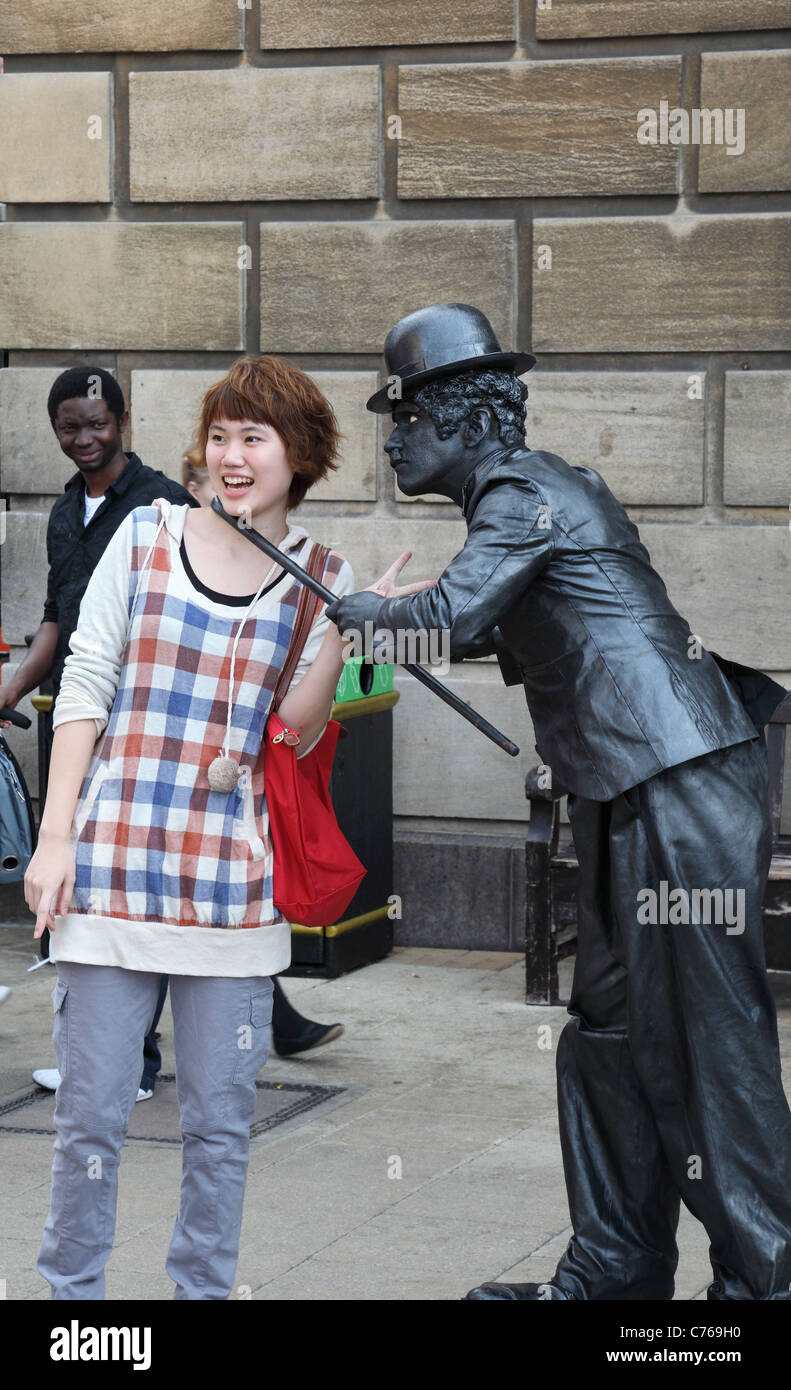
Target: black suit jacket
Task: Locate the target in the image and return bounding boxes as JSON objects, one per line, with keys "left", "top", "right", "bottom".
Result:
{"left": 374, "top": 445, "right": 786, "bottom": 800}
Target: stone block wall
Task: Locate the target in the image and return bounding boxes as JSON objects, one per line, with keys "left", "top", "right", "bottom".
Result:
{"left": 0, "top": 2, "right": 789, "bottom": 946}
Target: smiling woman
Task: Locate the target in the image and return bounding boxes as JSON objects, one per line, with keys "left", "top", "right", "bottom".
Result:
{"left": 26, "top": 352, "right": 434, "bottom": 1303}
{"left": 193, "top": 353, "right": 342, "bottom": 512}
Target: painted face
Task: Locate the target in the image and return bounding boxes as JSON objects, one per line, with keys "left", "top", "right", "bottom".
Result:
{"left": 204, "top": 418, "right": 294, "bottom": 520}
{"left": 384, "top": 401, "right": 459, "bottom": 497}
{"left": 53, "top": 396, "right": 125, "bottom": 473}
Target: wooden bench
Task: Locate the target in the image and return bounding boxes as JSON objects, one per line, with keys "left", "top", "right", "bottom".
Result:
{"left": 524, "top": 693, "right": 791, "bottom": 1005}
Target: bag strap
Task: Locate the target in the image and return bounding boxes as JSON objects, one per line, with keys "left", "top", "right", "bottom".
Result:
{"left": 272, "top": 541, "right": 331, "bottom": 710}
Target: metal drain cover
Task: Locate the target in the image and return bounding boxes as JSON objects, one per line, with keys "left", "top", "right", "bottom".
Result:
{"left": 0, "top": 1074, "right": 352, "bottom": 1146}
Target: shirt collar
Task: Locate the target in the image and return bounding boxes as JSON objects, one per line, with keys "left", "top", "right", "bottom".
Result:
{"left": 64, "top": 451, "right": 142, "bottom": 497}
{"left": 110, "top": 452, "right": 143, "bottom": 495}
{"left": 460, "top": 445, "right": 522, "bottom": 519}
{"left": 460, "top": 469, "right": 477, "bottom": 520}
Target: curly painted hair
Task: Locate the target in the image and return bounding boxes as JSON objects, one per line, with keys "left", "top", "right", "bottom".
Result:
{"left": 408, "top": 368, "right": 528, "bottom": 445}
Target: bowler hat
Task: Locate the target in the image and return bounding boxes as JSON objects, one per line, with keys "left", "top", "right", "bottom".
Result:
{"left": 366, "top": 303, "right": 536, "bottom": 413}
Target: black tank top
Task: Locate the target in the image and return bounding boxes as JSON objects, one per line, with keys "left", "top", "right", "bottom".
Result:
{"left": 179, "top": 535, "right": 284, "bottom": 606}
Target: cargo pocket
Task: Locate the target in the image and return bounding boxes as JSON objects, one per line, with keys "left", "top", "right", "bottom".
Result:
{"left": 232, "top": 986, "right": 273, "bottom": 1086}
{"left": 51, "top": 976, "right": 70, "bottom": 1079}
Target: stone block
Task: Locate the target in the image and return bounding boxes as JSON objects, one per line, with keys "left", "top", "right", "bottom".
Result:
{"left": 723, "top": 371, "right": 791, "bottom": 506}
{"left": 391, "top": 663, "right": 536, "bottom": 820}
{"left": 0, "top": 1, "right": 241, "bottom": 51}
{"left": 398, "top": 59, "right": 681, "bottom": 198}
{"left": 2, "top": 512, "right": 49, "bottom": 645}
{"left": 130, "top": 369, "right": 379, "bottom": 500}
{"left": 0, "top": 367, "right": 118, "bottom": 494}
{"left": 0, "top": 73, "right": 112, "bottom": 203}
{"left": 129, "top": 67, "right": 379, "bottom": 202}
{"left": 393, "top": 833, "right": 524, "bottom": 951}
{"left": 522, "top": 371, "right": 705, "bottom": 505}
{"left": 535, "top": 0, "right": 790, "bottom": 39}
{"left": 259, "top": 220, "right": 515, "bottom": 353}
{"left": 307, "top": 373, "right": 379, "bottom": 502}
{"left": 130, "top": 370, "right": 220, "bottom": 485}
{"left": 641, "top": 523, "right": 790, "bottom": 671}
{"left": 289, "top": 513, "right": 467, "bottom": 593}
{"left": 532, "top": 214, "right": 791, "bottom": 352}
{"left": 0, "top": 223, "right": 245, "bottom": 350}
{"left": 699, "top": 50, "right": 791, "bottom": 193}
{"left": 260, "top": 0, "right": 515, "bottom": 48}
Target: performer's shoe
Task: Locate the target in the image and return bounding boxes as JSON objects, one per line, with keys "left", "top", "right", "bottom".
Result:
{"left": 464, "top": 1280, "right": 572, "bottom": 1300}
{"left": 707, "top": 1278, "right": 741, "bottom": 1300}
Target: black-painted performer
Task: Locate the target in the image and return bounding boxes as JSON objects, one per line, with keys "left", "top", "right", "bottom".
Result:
{"left": 325, "top": 303, "right": 791, "bottom": 1301}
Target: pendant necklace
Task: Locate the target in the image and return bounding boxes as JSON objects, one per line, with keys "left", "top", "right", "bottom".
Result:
{"left": 207, "top": 543, "right": 284, "bottom": 793}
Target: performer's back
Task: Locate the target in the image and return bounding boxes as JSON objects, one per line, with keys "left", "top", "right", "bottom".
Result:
{"left": 470, "top": 446, "right": 770, "bottom": 799}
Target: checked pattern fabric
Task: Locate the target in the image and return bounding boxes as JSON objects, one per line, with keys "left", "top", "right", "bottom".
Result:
{"left": 69, "top": 502, "right": 345, "bottom": 930}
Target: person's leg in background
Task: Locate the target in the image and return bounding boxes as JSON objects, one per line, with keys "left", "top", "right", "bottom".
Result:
{"left": 140, "top": 974, "right": 169, "bottom": 1098}
{"left": 270, "top": 975, "right": 343, "bottom": 1056}
{"left": 37, "top": 962, "right": 161, "bottom": 1299}
{"left": 166, "top": 973, "right": 274, "bottom": 1300}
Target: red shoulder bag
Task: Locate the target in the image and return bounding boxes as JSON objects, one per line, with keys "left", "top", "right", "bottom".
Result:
{"left": 262, "top": 542, "right": 366, "bottom": 927}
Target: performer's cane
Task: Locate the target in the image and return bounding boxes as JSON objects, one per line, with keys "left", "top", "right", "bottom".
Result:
{"left": 211, "top": 497, "right": 520, "bottom": 758}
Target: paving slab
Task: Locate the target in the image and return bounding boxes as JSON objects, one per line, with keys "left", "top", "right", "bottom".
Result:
{"left": 2, "top": 924, "right": 789, "bottom": 1301}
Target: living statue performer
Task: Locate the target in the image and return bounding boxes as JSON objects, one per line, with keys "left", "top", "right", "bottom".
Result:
{"left": 325, "top": 303, "right": 791, "bottom": 1301}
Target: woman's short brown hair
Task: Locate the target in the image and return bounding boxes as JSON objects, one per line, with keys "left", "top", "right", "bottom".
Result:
{"left": 193, "top": 355, "right": 342, "bottom": 510}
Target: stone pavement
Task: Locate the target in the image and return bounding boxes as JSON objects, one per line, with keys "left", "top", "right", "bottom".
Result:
{"left": 2, "top": 921, "right": 790, "bottom": 1302}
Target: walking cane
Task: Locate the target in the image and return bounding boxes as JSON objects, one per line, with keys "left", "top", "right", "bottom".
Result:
{"left": 210, "top": 497, "right": 520, "bottom": 757}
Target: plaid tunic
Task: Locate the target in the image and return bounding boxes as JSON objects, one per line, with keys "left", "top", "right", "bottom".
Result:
{"left": 48, "top": 498, "right": 354, "bottom": 977}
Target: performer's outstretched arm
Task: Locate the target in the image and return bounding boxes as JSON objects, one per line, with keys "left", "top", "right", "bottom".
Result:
{"left": 326, "top": 476, "right": 554, "bottom": 660}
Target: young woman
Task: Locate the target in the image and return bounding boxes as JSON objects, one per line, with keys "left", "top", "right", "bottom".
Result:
{"left": 181, "top": 445, "right": 347, "bottom": 1059}
{"left": 25, "top": 354, "right": 433, "bottom": 1300}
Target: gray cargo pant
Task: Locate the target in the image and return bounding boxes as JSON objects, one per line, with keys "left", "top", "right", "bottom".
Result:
{"left": 37, "top": 962, "right": 274, "bottom": 1300}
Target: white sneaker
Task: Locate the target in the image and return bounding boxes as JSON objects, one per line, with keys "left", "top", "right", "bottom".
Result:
{"left": 136, "top": 1088, "right": 154, "bottom": 1102}
{"left": 0, "top": 985, "right": 12, "bottom": 1005}
{"left": 33, "top": 1067, "right": 61, "bottom": 1091}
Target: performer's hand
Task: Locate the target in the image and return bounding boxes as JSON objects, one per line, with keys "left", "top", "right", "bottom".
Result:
{"left": 325, "top": 552, "right": 435, "bottom": 633}
{"left": 366, "top": 551, "right": 437, "bottom": 600}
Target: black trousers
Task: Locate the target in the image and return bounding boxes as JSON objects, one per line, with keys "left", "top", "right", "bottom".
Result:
{"left": 551, "top": 736, "right": 791, "bottom": 1300}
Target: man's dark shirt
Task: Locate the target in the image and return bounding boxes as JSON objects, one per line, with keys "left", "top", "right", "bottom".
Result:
{"left": 43, "top": 451, "right": 199, "bottom": 694}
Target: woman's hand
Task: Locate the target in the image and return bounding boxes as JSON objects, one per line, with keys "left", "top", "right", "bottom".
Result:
{"left": 364, "top": 551, "right": 437, "bottom": 599}
{"left": 24, "top": 832, "right": 76, "bottom": 940}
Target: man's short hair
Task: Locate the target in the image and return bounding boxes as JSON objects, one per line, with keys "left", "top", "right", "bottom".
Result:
{"left": 407, "top": 368, "right": 528, "bottom": 445}
{"left": 47, "top": 367, "right": 126, "bottom": 428}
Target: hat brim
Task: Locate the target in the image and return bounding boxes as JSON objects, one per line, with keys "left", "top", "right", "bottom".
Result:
{"left": 365, "top": 350, "right": 537, "bottom": 414}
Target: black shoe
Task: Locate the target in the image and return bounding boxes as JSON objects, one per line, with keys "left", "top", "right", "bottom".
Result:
{"left": 272, "top": 1021, "right": 344, "bottom": 1057}
{"left": 464, "top": 1281, "right": 572, "bottom": 1301}
{"left": 707, "top": 1279, "right": 737, "bottom": 1300}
